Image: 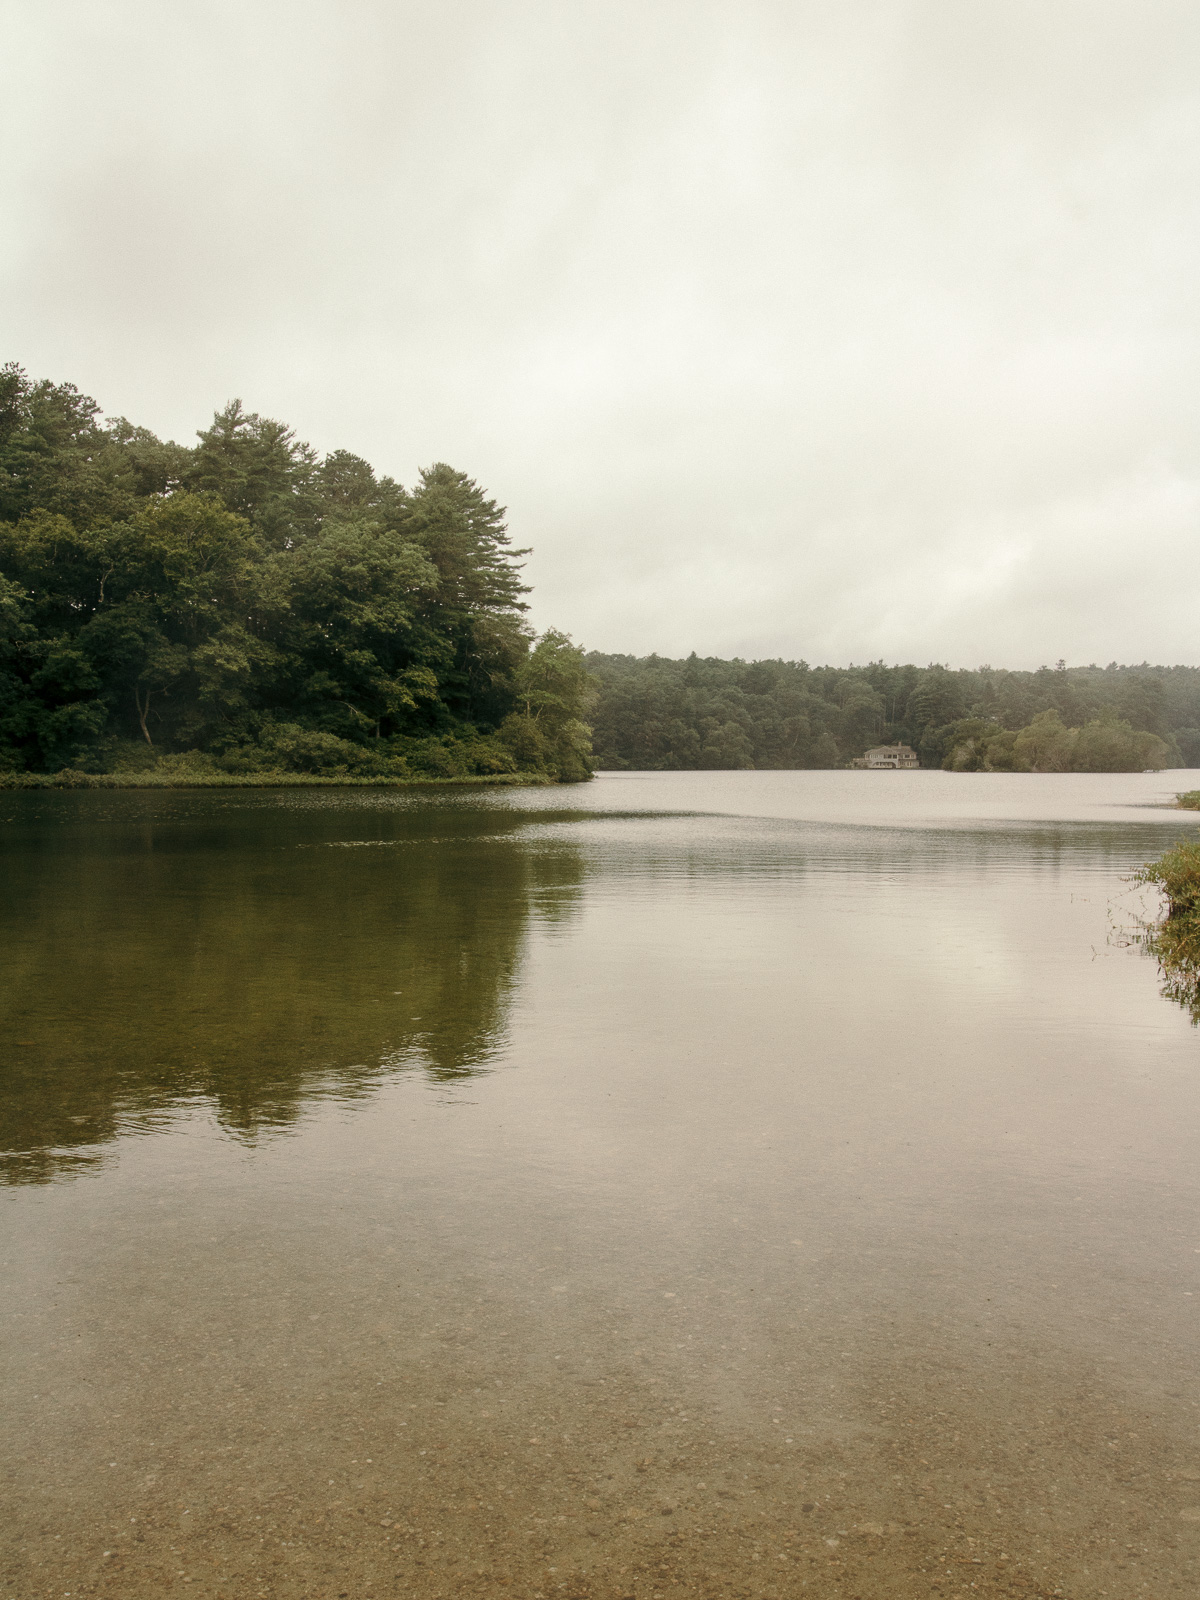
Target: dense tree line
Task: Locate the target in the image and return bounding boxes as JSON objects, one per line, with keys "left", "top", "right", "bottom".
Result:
{"left": 0, "top": 367, "right": 592, "bottom": 780}
{"left": 5, "top": 365, "right": 1189, "bottom": 782}
{"left": 586, "top": 653, "right": 1200, "bottom": 771}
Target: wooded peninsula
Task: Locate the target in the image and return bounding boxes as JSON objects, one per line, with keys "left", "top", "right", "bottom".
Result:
{"left": 2, "top": 367, "right": 1195, "bottom": 783}
{"left": 0, "top": 367, "right": 591, "bottom": 785}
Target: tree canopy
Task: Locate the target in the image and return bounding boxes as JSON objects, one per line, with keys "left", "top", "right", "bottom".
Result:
{"left": 0, "top": 365, "right": 591, "bottom": 781}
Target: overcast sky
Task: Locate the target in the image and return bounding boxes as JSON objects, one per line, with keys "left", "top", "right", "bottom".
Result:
{"left": 3, "top": 1, "right": 1198, "bottom": 667}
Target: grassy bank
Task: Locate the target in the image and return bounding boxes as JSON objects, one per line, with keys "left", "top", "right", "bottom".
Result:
{"left": 0, "top": 769, "right": 559, "bottom": 790}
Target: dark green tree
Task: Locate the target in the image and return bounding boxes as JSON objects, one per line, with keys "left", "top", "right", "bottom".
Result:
{"left": 0, "top": 370, "right": 589, "bottom": 782}
{"left": 187, "top": 400, "right": 319, "bottom": 549}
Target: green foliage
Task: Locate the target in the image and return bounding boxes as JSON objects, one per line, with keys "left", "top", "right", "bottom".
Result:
{"left": 939, "top": 709, "right": 1170, "bottom": 773}
{"left": 587, "top": 653, "right": 843, "bottom": 770}
{"left": 500, "top": 628, "right": 594, "bottom": 782}
{"left": 0, "top": 366, "right": 592, "bottom": 783}
{"left": 1070, "top": 718, "right": 1169, "bottom": 772}
{"left": 187, "top": 400, "right": 318, "bottom": 548}
{"left": 938, "top": 719, "right": 1019, "bottom": 771}
{"left": 1134, "top": 839, "right": 1200, "bottom": 1022}
{"left": 1178, "top": 791, "right": 1200, "bottom": 811}
{"left": 0, "top": 767, "right": 540, "bottom": 790}
{"left": 588, "top": 652, "right": 1196, "bottom": 771}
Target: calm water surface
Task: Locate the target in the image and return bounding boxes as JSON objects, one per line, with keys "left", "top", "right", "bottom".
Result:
{"left": 4, "top": 770, "right": 1200, "bottom": 1600}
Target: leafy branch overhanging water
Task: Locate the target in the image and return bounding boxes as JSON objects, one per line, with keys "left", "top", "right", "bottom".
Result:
{"left": 1131, "top": 836, "right": 1200, "bottom": 1023}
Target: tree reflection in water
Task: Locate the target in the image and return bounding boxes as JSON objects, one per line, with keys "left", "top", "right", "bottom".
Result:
{"left": 0, "top": 792, "right": 585, "bottom": 1183}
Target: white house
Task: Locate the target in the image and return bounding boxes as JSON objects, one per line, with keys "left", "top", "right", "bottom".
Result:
{"left": 862, "top": 744, "right": 919, "bottom": 770}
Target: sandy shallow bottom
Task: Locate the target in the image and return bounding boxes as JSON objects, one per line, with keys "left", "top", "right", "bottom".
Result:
{"left": 8, "top": 1326, "right": 1200, "bottom": 1600}
{"left": 7, "top": 1157, "right": 1200, "bottom": 1600}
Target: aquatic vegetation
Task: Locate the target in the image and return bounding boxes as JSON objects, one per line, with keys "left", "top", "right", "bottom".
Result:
{"left": 1177, "top": 790, "right": 1200, "bottom": 810}
{"left": 1133, "top": 838, "right": 1200, "bottom": 1021}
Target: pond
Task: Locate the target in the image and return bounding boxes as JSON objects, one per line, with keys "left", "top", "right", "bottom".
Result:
{"left": 4, "top": 770, "right": 1200, "bottom": 1598}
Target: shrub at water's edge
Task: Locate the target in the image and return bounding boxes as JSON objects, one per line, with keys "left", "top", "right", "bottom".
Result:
{"left": 0, "top": 366, "right": 593, "bottom": 783}
{"left": 0, "top": 768, "right": 552, "bottom": 790}
{"left": 1177, "top": 791, "right": 1200, "bottom": 810}
{"left": 1133, "top": 839, "right": 1200, "bottom": 1022}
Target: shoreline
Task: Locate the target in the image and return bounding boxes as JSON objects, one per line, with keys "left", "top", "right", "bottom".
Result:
{"left": 0, "top": 770, "right": 565, "bottom": 791}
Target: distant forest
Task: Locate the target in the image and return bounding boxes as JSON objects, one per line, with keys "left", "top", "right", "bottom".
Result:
{"left": 0, "top": 367, "right": 591, "bottom": 781}
{"left": 586, "top": 653, "right": 1199, "bottom": 771}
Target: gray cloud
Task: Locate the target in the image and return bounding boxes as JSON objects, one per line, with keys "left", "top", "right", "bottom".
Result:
{"left": 3, "top": 0, "right": 1198, "bottom": 666}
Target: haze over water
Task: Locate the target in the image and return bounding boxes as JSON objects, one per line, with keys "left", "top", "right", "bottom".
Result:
{"left": 4, "top": 771, "right": 1200, "bottom": 1599}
